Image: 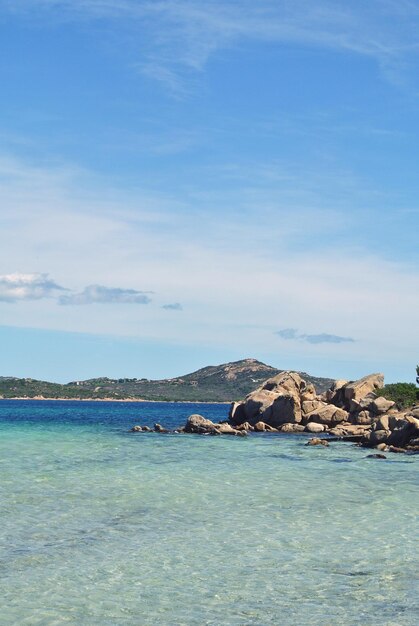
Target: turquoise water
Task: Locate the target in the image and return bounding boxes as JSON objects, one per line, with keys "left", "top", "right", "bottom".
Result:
{"left": 1, "top": 401, "right": 418, "bottom": 626}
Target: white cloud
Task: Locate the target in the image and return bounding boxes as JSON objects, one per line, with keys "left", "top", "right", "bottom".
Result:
{"left": 0, "top": 272, "right": 65, "bottom": 302}
{"left": 162, "top": 302, "right": 183, "bottom": 311}
{"left": 59, "top": 285, "right": 152, "bottom": 305}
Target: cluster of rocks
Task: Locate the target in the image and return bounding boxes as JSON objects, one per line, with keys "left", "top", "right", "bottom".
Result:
{"left": 130, "top": 371, "right": 419, "bottom": 454}
{"left": 131, "top": 416, "right": 247, "bottom": 436}
{"left": 228, "top": 371, "right": 419, "bottom": 452}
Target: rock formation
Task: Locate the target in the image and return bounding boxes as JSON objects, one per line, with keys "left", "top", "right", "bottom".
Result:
{"left": 228, "top": 370, "right": 419, "bottom": 453}
{"left": 130, "top": 370, "right": 418, "bottom": 453}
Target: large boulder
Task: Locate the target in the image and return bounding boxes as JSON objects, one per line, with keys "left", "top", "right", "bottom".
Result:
{"left": 305, "top": 422, "right": 325, "bottom": 433}
{"left": 184, "top": 414, "right": 218, "bottom": 434}
{"left": 262, "top": 394, "right": 302, "bottom": 426}
{"left": 363, "top": 414, "right": 419, "bottom": 449}
{"left": 230, "top": 371, "right": 305, "bottom": 428}
{"left": 184, "top": 414, "right": 246, "bottom": 436}
{"left": 305, "top": 404, "right": 348, "bottom": 427}
{"left": 370, "top": 396, "right": 395, "bottom": 415}
{"left": 343, "top": 373, "right": 384, "bottom": 412}
{"left": 387, "top": 416, "right": 419, "bottom": 448}
{"left": 242, "top": 390, "right": 279, "bottom": 422}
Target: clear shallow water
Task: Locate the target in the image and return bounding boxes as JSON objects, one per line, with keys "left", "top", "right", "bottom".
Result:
{"left": 1, "top": 400, "right": 418, "bottom": 626}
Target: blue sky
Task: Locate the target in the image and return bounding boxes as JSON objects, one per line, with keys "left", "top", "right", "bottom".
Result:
{"left": 0, "top": 0, "right": 418, "bottom": 384}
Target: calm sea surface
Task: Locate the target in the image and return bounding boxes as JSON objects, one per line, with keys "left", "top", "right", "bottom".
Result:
{"left": 1, "top": 400, "right": 418, "bottom": 626}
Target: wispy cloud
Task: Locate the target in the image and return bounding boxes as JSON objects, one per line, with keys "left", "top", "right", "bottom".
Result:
{"left": 59, "top": 285, "right": 152, "bottom": 306}
{"left": 7, "top": 1, "right": 419, "bottom": 91}
{"left": 0, "top": 272, "right": 66, "bottom": 302}
{"left": 162, "top": 302, "right": 183, "bottom": 311}
{"left": 277, "top": 328, "right": 355, "bottom": 344}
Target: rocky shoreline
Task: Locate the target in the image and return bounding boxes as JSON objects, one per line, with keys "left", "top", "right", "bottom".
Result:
{"left": 131, "top": 371, "right": 419, "bottom": 455}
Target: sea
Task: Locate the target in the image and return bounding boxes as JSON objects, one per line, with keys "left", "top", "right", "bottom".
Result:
{"left": 1, "top": 399, "right": 418, "bottom": 626}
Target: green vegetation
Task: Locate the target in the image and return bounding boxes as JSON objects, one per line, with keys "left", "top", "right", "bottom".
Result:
{"left": 0, "top": 359, "right": 334, "bottom": 403}
{"left": 376, "top": 383, "right": 419, "bottom": 409}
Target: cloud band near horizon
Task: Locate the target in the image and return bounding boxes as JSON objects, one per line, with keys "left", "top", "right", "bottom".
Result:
{"left": 277, "top": 328, "right": 355, "bottom": 345}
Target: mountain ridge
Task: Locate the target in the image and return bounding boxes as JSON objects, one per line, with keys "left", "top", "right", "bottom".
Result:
{"left": 0, "top": 358, "right": 335, "bottom": 402}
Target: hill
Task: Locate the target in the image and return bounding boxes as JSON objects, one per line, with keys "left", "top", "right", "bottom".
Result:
{"left": 0, "top": 358, "right": 334, "bottom": 402}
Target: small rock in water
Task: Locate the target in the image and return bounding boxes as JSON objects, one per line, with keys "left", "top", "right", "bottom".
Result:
{"left": 366, "top": 453, "right": 387, "bottom": 459}
{"left": 130, "top": 425, "right": 143, "bottom": 432}
{"left": 305, "top": 438, "right": 329, "bottom": 447}
{"left": 154, "top": 423, "right": 168, "bottom": 433}
{"left": 388, "top": 446, "right": 406, "bottom": 454}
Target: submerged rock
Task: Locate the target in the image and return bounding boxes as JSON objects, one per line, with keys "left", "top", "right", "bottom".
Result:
{"left": 305, "top": 438, "right": 329, "bottom": 447}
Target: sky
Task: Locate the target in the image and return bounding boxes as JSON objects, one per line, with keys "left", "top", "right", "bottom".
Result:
{"left": 0, "top": 0, "right": 418, "bottom": 384}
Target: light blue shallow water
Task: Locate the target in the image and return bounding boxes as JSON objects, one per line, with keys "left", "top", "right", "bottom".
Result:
{"left": 1, "top": 400, "right": 418, "bottom": 626}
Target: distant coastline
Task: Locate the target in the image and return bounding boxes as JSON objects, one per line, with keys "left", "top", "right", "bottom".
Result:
{"left": 0, "top": 396, "right": 230, "bottom": 404}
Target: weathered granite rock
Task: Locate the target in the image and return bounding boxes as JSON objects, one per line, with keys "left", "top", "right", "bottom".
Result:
{"left": 217, "top": 422, "right": 239, "bottom": 434}
{"left": 306, "top": 438, "right": 329, "bottom": 447}
{"left": 349, "top": 394, "right": 377, "bottom": 413}
{"left": 305, "top": 422, "right": 325, "bottom": 433}
{"left": 254, "top": 421, "right": 277, "bottom": 432}
{"left": 229, "top": 401, "right": 247, "bottom": 425}
{"left": 368, "top": 429, "right": 391, "bottom": 445}
{"left": 228, "top": 369, "right": 416, "bottom": 453}
{"left": 300, "top": 384, "right": 317, "bottom": 402}
{"left": 229, "top": 371, "right": 305, "bottom": 427}
{"left": 329, "top": 423, "right": 370, "bottom": 437}
{"left": 264, "top": 394, "right": 302, "bottom": 426}
{"left": 387, "top": 445, "right": 407, "bottom": 454}
{"left": 343, "top": 373, "right": 384, "bottom": 412}
{"left": 301, "top": 399, "right": 324, "bottom": 415}
{"left": 386, "top": 416, "right": 419, "bottom": 448}
{"left": 235, "top": 421, "right": 254, "bottom": 431}
{"left": 154, "top": 423, "right": 168, "bottom": 433}
{"left": 305, "top": 405, "right": 348, "bottom": 426}
{"left": 325, "top": 380, "right": 348, "bottom": 407}
{"left": 131, "top": 425, "right": 143, "bottom": 432}
{"left": 184, "top": 414, "right": 246, "bottom": 436}
{"left": 279, "top": 423, "right": 305, "bottom": 433}
{"left": 349, "top": 410, "right": 373, "bottom": 425}
{"left": 242, "top": 390, "right": 279, "bottom": 422}
{"left": 184, "top": 414, "right": 218, "bottom": 434}
{"left": 370, "top": 396, "right": 395, "bottom": 415}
